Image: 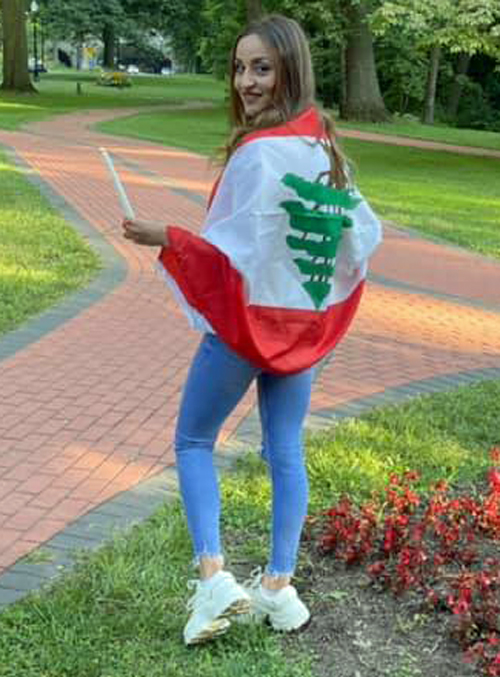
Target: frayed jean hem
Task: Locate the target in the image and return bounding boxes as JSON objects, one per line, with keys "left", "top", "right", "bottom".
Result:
{"left": 265, "top": 565, "right": 295, "bottom": 579}
{"left": 192, "top": 552, "right": 224, "bottom": 568}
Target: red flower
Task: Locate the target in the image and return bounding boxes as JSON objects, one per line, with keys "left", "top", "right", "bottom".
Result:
{"left": 488, "top": 469, "right": 500, "bottom": 491}
{"left": 367, "top": 561, "right": 386, "bottom": 576}
{"left": 490, "top": 447, "right": 500, "bottom": 465}
{"left": 434, "top": 480, "right": 449, "bottom": 493}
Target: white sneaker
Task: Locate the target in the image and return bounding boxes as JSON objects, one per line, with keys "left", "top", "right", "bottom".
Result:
{"left": 184, "top": 571, "right": 251, "bottom": 645}
{"left": 242, "top": 569, "right": 310, "bottom": 632}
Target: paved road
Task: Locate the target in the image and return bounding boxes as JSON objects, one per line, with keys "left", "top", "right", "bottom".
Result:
{"left": 1, "top": 109, "right": 499, "bottom": 607}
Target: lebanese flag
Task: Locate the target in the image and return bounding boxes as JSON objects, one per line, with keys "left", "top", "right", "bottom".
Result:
{"left": 158, "top": 107, "right": 382, "bottom": 374}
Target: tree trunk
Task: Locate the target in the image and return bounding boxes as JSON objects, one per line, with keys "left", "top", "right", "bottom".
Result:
{"left": 316, "top": 38, "right": 335, "bottom": 108}
{"left": 76, "top": 41, "right": 83, "bottom": 70}
{"left": 447, "top": 52, "right": 471, "bottom": 120}
{"left": 342, "top": 0, "right": 390, "bottom": 122}
{"left": 246, "top": 0, "right": 262, "bottom": 22}
{"left": 103, "top": 24, "right": 116, "bottom": 69}
{"left": 1, "top": 0, "right": 37, "bottom": 92}
{"left": 338, "top": 44, "right": 348, "bottom": 118}
{"left": 422, "top": 44, "right": 441, "bottom": 125}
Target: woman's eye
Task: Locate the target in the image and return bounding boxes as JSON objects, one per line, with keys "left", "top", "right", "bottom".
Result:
{"left": 234, "top": 63, "right": 272, "bottom": 76}
{"left": 255, "top": 65, "right": 271, "bottom": 75}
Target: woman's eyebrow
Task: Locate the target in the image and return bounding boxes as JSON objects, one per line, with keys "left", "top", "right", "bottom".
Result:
{"left": 234, "top": 56, "right": 272, "bottom": 65}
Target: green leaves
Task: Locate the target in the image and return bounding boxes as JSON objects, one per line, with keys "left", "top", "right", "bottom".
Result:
{"left": 42, "top": 0, "right": 166, "bottom": 44}
{"left": 371, "top": 0, "right": 500, "bottom": 57}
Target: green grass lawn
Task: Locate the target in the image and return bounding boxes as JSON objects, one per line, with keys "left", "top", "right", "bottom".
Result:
{"left": 98, "top": 106, "right": 500, "bottom": 261}
{"left": 344, "top": 139, "right": 500, "bottom": 260}
{"left": 0, "top": 71, "right": 225, "bottom": 130}
{"left": 0, "top": 150, "right": 100, "bottom": 336}
{"left": 1, "top": 379, "right": 499, "bottom": 677}
{"left": 99, "top": 105, "right": 230, "bottom": 157}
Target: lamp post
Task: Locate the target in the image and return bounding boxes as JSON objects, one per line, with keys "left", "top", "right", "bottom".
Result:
{"left": 30, "top": 0, "right": 40, "bottom": 82}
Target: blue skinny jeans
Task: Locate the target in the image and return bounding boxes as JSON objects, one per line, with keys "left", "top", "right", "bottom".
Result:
{"left": 174, "top": 333, "right": 314, "bottom": 578}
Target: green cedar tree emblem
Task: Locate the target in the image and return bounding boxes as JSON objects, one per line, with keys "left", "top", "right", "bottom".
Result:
{"left": 280, "top": 173, "right": 361, "bottom": 309}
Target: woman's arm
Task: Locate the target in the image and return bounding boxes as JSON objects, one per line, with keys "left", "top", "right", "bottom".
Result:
{"left": 122, "top": 218, "right": 169, "bottom": 247}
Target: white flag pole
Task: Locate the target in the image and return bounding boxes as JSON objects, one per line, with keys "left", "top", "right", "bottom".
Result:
{"left": 100, "top": 148, "right": 136, "bottom": 219}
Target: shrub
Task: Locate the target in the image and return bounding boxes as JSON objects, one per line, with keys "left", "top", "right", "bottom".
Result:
{"left": 455, "top": 81, "right": 500, "bottom": 132}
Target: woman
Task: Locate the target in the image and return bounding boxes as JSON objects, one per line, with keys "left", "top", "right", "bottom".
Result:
{"left": 123, "top": 14, "right": 382, "bottom": 645}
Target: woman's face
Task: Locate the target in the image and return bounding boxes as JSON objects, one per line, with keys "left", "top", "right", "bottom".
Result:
{"left": 234, "top": 34, "right": 277, "bottom": 119}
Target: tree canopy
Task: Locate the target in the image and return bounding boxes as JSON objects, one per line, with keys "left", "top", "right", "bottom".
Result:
{"left": 1, "top": 0, "right": 499, "bottom": 129}
{"left": 371, "top": 0, "right": 500, "bottom": 122}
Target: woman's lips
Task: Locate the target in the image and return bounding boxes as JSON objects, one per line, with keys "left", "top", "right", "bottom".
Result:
{"left": 242, "top": 93, "right": 261, "bottom": 103}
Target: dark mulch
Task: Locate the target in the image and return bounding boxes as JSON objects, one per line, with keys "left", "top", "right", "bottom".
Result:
{"left": 287, "top": 551, "right": 478, "bottom": 677}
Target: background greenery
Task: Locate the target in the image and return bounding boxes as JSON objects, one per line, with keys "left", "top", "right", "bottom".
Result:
{"left": 3, "top": 0, "right": 500, "bottom": 129}
{"left": 0, "top": 72, "right": 225, "bottom": 130}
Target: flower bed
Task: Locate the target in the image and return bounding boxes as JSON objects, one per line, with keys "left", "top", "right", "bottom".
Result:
{"left": 96, "top": 71, "right": 132, "bottom": 88}
{"left": 307, "top": 448, "right": 500, "bottom": 676}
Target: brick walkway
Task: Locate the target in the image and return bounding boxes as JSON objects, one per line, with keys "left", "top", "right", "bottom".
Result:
{"left": 1, "top": 108, "right": 500, "bottom": 607}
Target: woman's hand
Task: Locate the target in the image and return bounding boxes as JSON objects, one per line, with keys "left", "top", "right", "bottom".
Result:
{"left": 122, "top": 219, "right": 169, "bottom": 247}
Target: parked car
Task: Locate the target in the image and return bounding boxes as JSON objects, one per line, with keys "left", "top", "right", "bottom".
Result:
{"left": 126, "top": 64, "right": 140, "bottom": 74}
{"left": 28, "top": 58, "right": 47, "bottom": 73}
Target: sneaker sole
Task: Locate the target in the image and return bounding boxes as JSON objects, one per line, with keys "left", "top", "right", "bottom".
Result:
{"left": 186, "top": 598, "right": 251, "bottom": 645}
{"left": 186, "top": 617, "right": 231, "bottom": 645}
{"left": 270, "top": 609, "right": 311, "bottom": 632}
{"left": 218, "top": 597, "right": 251, "bottom": 619}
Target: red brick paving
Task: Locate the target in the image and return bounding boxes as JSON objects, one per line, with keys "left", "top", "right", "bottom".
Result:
{"left": 339, "top": 127, "right": 500, "bottom": 159}
{"left": 0, "top": 108, "right": 499, "bottom": 575}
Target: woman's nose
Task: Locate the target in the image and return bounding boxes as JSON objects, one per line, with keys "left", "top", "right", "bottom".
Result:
{"left": 240, "top": 68, "right": 255, "bottom": 88}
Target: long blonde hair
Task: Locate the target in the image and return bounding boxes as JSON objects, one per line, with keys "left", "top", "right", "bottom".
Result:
{"left": 225, "top": 14, "right": 348, "bottom": 188}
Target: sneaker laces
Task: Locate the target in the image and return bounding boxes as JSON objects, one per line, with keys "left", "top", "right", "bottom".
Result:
{"left": 243, "top": 566, "right": 264, "bottom": 590}
{"left": 186, "top": 579, "right": 206, "bottom": 612}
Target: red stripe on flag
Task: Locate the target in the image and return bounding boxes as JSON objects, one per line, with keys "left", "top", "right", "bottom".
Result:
{"left": 159, "top": 227, "right": 363, "bottom": 374}
{"left": 207, "top": 107, "right": 325, "bottom": 210}
{"left": 241, "top": 107, "right": 325, "bottom": 145}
